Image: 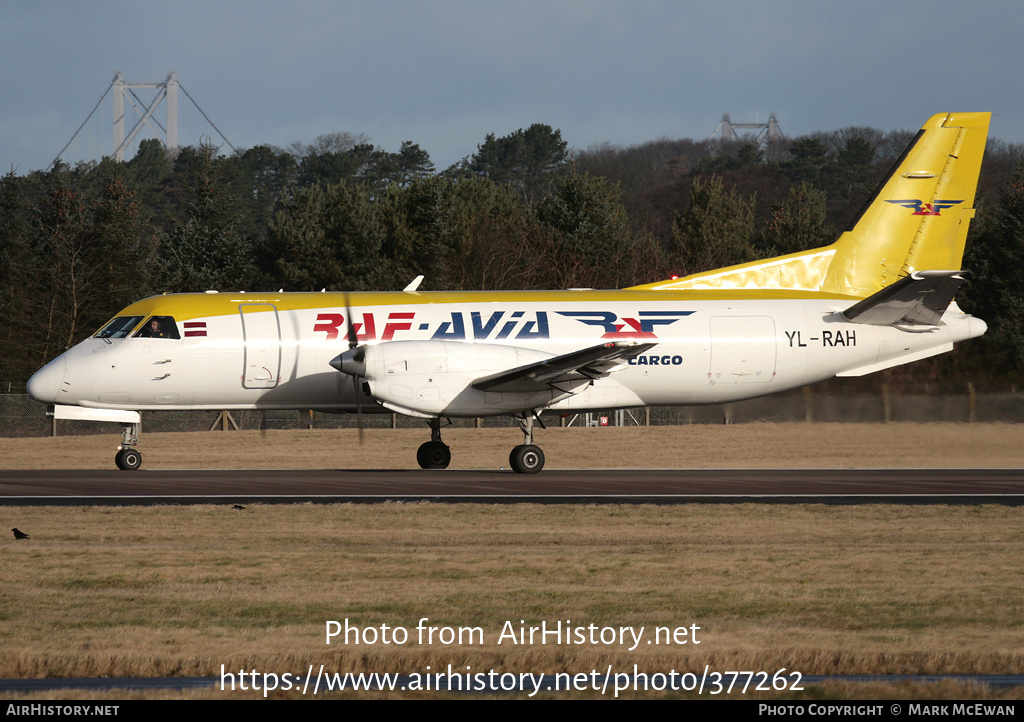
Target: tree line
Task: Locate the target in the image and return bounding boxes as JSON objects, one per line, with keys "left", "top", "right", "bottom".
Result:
{"left": 1, "top": 122, "right": 1023, "bottom": 386}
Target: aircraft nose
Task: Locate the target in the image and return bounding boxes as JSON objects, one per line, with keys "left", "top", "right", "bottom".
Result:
{"left": 27, "top": 355, "right": 67, "bottom": 404}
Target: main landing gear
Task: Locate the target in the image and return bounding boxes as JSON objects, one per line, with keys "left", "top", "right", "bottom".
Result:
{"left": 114, "top": 420, "right": 143, "bottom": 471}
{"left": 415, "top": 412, "right": 547, "bottom": 473}
{"left": 509, "top": 411, "right": 545, "bottom": 474}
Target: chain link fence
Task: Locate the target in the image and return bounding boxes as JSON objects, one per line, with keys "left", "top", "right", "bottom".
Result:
{"left": 1, "top": 387, "right": 1021, "bottom": 438}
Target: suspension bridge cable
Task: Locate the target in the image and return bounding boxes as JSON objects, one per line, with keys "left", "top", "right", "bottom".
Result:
{"left": 50, "top": 80, "right": 114, "bottom": 171}
{"left": 178, "top": 82, "right": 237, "bottom": 154}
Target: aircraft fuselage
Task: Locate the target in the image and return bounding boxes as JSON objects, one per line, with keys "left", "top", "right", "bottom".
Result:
{"left": 27, "top": 289, "right": 984, "bottom": 416}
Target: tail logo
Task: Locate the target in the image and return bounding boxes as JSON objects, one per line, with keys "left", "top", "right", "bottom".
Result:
{"left": 886, "top": 199, "right": 963, "bottom": 216}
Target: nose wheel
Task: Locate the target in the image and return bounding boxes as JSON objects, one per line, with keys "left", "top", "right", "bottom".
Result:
{"left": 115, "top": 448, "right": 142, "bottom": 471}
{"left": 114, "top": 420, "right": 143, "bottom": 471}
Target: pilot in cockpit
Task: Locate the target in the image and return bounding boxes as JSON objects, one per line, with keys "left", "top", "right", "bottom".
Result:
{"left": 134, "top": 316, "right": 179, "bottom": 339}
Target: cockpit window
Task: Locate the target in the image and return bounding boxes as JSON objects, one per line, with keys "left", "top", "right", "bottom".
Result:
{"left": 95, "top": 316, "right": 144, "bottom": 339}
{"left": 134, "top": 316, "right": 181, "bottom": 340}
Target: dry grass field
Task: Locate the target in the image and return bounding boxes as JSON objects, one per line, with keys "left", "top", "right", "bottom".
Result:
{"left": 2, "top": 503, "right": 1022, "bottom": 699}
{"left": 1, "top": 423, "right": 1022, "bottom": 699}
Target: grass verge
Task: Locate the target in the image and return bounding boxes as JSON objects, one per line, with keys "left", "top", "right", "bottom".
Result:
{"left": 2, "top": 502, "right": 1021, "bottom": 686}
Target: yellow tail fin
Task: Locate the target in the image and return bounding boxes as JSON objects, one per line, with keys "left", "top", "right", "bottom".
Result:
{"left": 630, "top": 112, "right": 990, "bottom": 299}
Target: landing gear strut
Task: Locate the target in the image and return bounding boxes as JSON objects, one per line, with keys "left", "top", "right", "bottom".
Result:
{"left": 416, "top": 418, "right": 451, "bottom": 469}
{"left": 114, "top": 420, "right": 143, "bottom": 471}
{"left": 413, "top": 413, "right": 547, "bottom": 473}
{"left": 509, "top": 411, "right": 545, "bottom": 474}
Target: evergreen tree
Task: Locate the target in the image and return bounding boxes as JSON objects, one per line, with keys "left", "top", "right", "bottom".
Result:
{"left": 670, "top": 175, "right": 757, "bottom": 275}
{"left": 296, "top": 143, "right": 373, "bottom": 188}
{"left": 535, "top": 171, "right": 640, "bottom": 288}
{"left": 89, "top": 176, "right": 157, "bottom": 312}
{"left": 780, "top": 137, "right": 831, "bottom": 188}
{"left": 829, "top": 135, "right": 876, "bottom": 206}
{"left": 961, "top": 162, "right": 1024, "bottom": 377}
{"left": 223, "top": 144, "right": 298, "bottom": 233}
{"left": 123, "top": 139, "right": 175, "bottom": 230}
{"left": 30, "top": 172, "right": 92, "bottom": 359}
{"left": 157, "top": 144, "right": 255, "bottom": 292}
{"left": 762, "top": 181, "right": 834, "bottom": 256}
{"left": 0, "top": 171, "right": 36, "bottom": 379}
{"left": 460, "top": 124, "right": 569, "bottom": 205}
{"left": 373, "top": 141, "right": 435, "bottom": 187}
{"left": 381, "top": 175, "right": 477, "bottom": 290}
{"left": 269, "top": 181, "right": 388, "bottom": 291}
{"left": 295, "top": 140, "right": 435, "bottom": 193}
{"left": 25, "top": 171, "right": 155, "bottom": 362}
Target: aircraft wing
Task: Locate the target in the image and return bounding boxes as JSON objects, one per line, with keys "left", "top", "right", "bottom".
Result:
{"left": 472, "top": 341, "right": 656, "bottom": 393}
{"left": 841, "top": 270, "right": 965, "bottom": 326}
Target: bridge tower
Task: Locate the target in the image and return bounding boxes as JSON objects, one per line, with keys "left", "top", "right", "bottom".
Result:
{"left": 710, "top": 113, "right": 786, "bottom": 154}
{"left": 112, "top": 71, "right": 180, "bottom": 161}
{"left": 52, "top": 72, "right": 234, "bottom": 170}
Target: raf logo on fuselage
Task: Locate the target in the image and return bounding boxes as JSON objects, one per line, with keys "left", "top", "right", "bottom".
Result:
{"left": 315, "top": 310, "right": 694, "bottom": 342}
{"left": 314, "top": 310, "right": 551, "bottom": 342}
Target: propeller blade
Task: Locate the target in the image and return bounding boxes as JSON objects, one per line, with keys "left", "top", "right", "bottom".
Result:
{"left": 343, "top": 292, "right": 359, "bottom": 350}
{"left": 356, "top": 386, "right": 365, "bottom": 445}
{"left": 343, "top": 292, "right": 365, "bottom": 444}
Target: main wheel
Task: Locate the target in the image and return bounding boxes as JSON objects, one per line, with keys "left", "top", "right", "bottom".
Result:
{"left": 416, "top": 441, "right": 451, "bottom": 469}
{"left": 509, "top": 444, "right": 544, "bottom": 474}
{"left": 115, "top": 448, "right": 142, "bottom": 471}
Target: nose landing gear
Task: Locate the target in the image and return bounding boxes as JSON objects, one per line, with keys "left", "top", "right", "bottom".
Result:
{"left": 115, "top": 447, "right": 142, "bottom": 470}
{"left": 47, "top": 405, "right": 145, "bottom": 472}
{"left": 114, "top": 420, "right": 142, "bottom": 471}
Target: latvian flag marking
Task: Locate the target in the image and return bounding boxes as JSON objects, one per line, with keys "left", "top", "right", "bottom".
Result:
{"left": 184, "top": 321, "right": 207, "bottom": 337}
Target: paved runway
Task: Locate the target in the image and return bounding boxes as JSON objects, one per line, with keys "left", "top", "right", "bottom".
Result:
{"left": 1, "top": 468, "right": 1023, "bottom": 505}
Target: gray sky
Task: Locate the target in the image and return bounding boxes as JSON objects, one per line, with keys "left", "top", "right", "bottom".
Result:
{"left": 3, "top": 0, "right": 1022, "bottom": 174}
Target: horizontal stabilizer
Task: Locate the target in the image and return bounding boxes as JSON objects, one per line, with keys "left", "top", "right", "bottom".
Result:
{"left": 473, "top": 341, "right": 655, "bottom": 392}
{"left": 841, "top": 270, "right": 964, "bottom": 326}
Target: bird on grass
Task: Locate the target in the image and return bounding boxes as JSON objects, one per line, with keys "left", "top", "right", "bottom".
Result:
{"left": 11, "top": 528, "right": 29, "bottom": 540}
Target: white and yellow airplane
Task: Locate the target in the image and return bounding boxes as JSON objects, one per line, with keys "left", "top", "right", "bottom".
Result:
{"left": 27, "top": 112, "right": 990, "bottom": 473}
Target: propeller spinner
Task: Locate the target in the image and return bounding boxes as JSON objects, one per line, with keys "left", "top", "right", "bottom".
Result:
{"left": 327, "top": 292, "right": 369, "bottom": 443}
{"left": 329, "top": 292, "right": 367, "bottom": 377}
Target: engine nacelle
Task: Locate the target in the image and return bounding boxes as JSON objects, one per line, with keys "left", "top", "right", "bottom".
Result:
{"left": 332, "top": 340, "right": 573, "bottom": 417}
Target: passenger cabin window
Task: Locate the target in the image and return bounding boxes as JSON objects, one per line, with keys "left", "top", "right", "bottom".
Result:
{"left": 95, "top": 316, "right": 144, "bottom": 339}
{"left": 133, "top": 316, "right": 180, "bottom": 339}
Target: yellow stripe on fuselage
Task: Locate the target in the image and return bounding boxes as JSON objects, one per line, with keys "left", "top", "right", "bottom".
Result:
{"left": 112, "top": 288, "right": 861, "bottom": 324}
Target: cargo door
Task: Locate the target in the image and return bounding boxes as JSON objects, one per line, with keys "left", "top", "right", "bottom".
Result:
{"left": 240, "top": 304, "right": 281, "bottom": 389}
{"left": 709, "top": 316, "right": 777, "bottom": 384}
